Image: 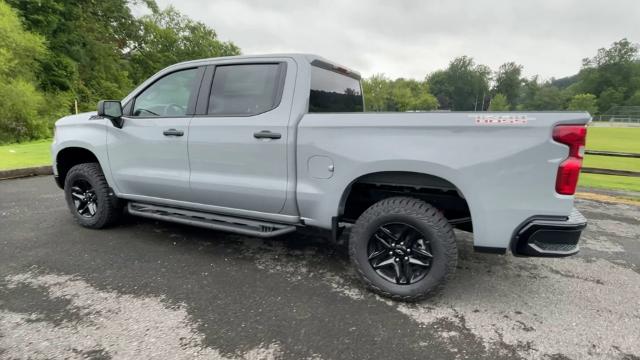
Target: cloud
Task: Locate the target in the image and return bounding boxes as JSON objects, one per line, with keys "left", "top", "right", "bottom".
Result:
{"left": 152, "top": 0, "right": 640, "bottom": 80}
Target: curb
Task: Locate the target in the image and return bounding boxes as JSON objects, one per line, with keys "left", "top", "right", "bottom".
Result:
{"left": 0, "top": 165, "right": 53, "bottom": 180}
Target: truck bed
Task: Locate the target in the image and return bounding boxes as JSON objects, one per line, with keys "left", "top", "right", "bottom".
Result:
{"left": 296, "top": 111, "right": 590, "bottom": 249}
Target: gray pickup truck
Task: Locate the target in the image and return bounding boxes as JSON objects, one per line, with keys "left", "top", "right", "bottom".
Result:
{"left": 52, "top": 54, "right": 589, "bottom": 300}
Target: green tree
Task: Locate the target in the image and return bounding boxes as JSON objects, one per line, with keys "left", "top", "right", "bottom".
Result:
{"left": 567, "top": 93, "right": 598, "bottom": 114}
{"left": 7, "top": 0, "right": 143, "bottom": 109}
{"left": 362, "top": 75, "right": 438, "bottom": 112}
{"left": 128, "top": 6, "right": 240, "bottom": 84}
{"left": 0, "top": 1, "right": 45, "bottom": 79}
{"left": 492, "top": 62, "right": 523, "bottom": 109}
{"left": 598, "top": 87, "right": 625, "bottom": 112}
{"left": 410, "top": 82, "right": 439, "bottom": 111}
{"left": 517, "top": 76, "right": 570, "bottom": 110}
{"left": 7, "top": 1, "right": 240, "bottom": 112}
{"left": 488, "top": 93, "right": 509, "bottom": 111}
{"left": 0, "top": 0, "right": 50, "bottom": 143}
{"left": 428, "top": 56, "right": 491, "bottom": 110}
{"left": 362, "top": 74, "right": 392, "bottom": 111}
{"left": 574, "top": 38, "right": 640, "bottom": 107}
{"left": 391, "top": 78, "right": 438, "bottom": 111}
{"left": 626, "top": 90, "right": 640, "bottom": 106}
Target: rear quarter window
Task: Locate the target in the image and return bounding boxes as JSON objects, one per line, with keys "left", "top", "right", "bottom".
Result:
{"left": 309, "top": 66, "right": 363, "bottom": 113}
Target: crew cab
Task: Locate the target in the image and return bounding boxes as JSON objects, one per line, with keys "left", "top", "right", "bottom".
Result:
{"left": 52, "top": 54, "right": 589, "bottom": 301}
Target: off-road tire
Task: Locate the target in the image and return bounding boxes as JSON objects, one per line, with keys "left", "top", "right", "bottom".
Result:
{"left": 64, "top": 162, "right": 121, "bottom": 229}
{"left": 349, "top": 197, "right": 457, "bottom": 302}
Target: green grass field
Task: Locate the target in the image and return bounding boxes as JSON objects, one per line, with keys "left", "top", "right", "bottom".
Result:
{"left": 579, "top": 173, "right": 640, "bottom": 193}
{"left": 585, "top": 127, "right": 640, "bottom": 153}
{"left": 580, "top": 127, "right": 640, "bottom": 193}
{"left": 583, "top": 154, "right": 640, "bottom": 172}
{"left": 0, "top": 127, "right": 638, "bottom": 194}
{"left": 0, "top": 140, "right": 52, "bottom": 171}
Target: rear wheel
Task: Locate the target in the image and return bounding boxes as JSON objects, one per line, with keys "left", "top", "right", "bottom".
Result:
{"left": 349, "top": 197, "right": 457, "bottom": 301}
{"left": 64, "top": 163, "right": 121, "bottom": 229}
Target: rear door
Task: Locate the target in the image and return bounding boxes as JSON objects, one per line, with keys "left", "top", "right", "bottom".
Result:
{"left": 107, "top": 66, "right": 204, "bottom": 201}
{"left": 188, "top": 60, "right": 293, "bottom": 213}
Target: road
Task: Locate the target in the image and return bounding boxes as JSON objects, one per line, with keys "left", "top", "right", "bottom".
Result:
{"left": 1, "top": 176, "right": 639, "bottom": 359}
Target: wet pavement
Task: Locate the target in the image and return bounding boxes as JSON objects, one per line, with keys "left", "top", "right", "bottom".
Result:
{"left": 1, "top": 176, "right": 639, "bottom": 359}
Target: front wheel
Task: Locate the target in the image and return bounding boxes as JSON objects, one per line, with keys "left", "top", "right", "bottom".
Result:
{"left": 349, "top": 197, "right": 458, "bottom": 301}
{"left": 64, "top": 163, "right": 121, "bottom": 229}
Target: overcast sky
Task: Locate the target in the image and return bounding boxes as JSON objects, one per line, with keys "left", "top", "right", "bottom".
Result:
{"left": 148, "top": 0, "right": 640, "bottom": 80}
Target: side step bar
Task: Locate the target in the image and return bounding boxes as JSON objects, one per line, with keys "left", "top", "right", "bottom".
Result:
{"left": 127, "top": 202, "right": 297, "bottom": 238}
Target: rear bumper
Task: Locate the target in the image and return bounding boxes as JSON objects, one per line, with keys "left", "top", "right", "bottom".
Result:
{"left": 512, "top": 208, "right": 587, "bottom": 257}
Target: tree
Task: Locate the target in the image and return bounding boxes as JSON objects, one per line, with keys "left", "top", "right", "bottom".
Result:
{"left": 626, "top": 90, "right": 640, "bottom": 106}
{"left": 488, "top": 94, "right": 509, "bottom": 111}
{"left": 362, "top": 75, "right": 438, "bottom": 112}
{"left": 7, "top": 0, "right": 143, "bottom": 109}
{"left": 517, "top": 76, "right": 571, "bottom": 111}
{"left": 492, "top": 62, "right": 523, "bottom": 109}
{"left": 567, "top": 93, "right": 598, "bottom": 114}
{"left": 427, "top": 56, "right": 491, "bottom": 110}
{"left": 128, "top": 6, "right": 240, "bottom": 84}
{"left": 574, "top": 38, "right": 640, "bottom": 107}
{"left": 7, "top": 1, "right": 241, "bottom": 112}
{"left": 2, "top": 0, "right": 241, "bottom": 143}
{"left": 362, "top": 74, "right": 392, "bottom": 111}
{"left": 0, "top": 0, "right": 48, "bottom": 143}
{"left": 410, "top": 82, "right": 439, "bottom": 111}
{"left": 598, "top": 87, "right": 625, "bottom": 112}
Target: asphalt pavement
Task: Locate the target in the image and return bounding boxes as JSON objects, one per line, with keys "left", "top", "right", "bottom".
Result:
{"left": 1, "top": 176, "right": 639, "bottom": 359}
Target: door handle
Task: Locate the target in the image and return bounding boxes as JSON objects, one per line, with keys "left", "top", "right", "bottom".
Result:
{"left": 163, "top": 128, "right": 184, "bottom": 137}
{"left": 253, "top": 130, "right": 281, "bottom": 140}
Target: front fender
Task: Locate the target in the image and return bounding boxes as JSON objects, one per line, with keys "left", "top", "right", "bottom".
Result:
{"left": 52, "top": 115, "right": 114, "bottom": 190}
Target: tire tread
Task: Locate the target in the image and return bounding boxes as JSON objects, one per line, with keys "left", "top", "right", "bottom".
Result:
{"left": 64, "top": 162, "right": 120, "bottom": 229}
{"left": 348, "top": 196, "right": 457, "bottom": 302}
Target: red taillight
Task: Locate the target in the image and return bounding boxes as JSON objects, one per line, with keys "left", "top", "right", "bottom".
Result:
{"left": 553, "top": 125, "right": 587, "bottom": 195}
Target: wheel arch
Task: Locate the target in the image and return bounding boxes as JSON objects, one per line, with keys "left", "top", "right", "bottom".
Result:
{"left": 337, "top": 171, "right": 473, "bottom": 232}
{"left": 55, "top": 147, "right": 101, "bottom": 189}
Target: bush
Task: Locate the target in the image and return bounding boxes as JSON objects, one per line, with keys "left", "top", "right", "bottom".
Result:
{"left": 0, "top": 79, "right": 47, "bottom": 143}
{"left": 489, "top": 93, "right": 509, "bottom": 111}
{"left": 567, "top": 93, "right": 598, "bottom": 114}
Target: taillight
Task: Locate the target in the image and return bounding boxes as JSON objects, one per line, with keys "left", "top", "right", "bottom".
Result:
{"left": 553, "top": 125, "right": 587, "bottom": 195}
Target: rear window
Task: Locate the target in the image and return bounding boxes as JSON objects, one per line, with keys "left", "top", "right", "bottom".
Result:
{"left": 309, "top": 66, "right": 363, "bottom": 113}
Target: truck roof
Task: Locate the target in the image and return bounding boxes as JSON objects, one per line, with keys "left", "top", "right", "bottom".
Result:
{"left": 171, "top": 53, "right": 361, "bottom": 79}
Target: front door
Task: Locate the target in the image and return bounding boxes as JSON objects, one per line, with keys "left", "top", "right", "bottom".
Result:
{"left": 107, "top": 67, "right": 203, "bottom": 201}
{"left": 188, "top": 61, "right": 292, "bottom": 214}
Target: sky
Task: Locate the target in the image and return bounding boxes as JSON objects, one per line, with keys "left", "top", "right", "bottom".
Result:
{"left": 145, "top": 0, "right": 640, "bottom": 81}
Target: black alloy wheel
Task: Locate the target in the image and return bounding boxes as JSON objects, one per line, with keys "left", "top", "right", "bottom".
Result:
{"left": 367, "top": 223, "right": 433, "bottom": 285}
{"left": 349, "top": 197, "right": 458, "bottom": 301}
{"left": 70, "top": 179, "right": 98, "bottom": 218}
{"left": 63, "top": 162, "right": 121, "bottom": 229}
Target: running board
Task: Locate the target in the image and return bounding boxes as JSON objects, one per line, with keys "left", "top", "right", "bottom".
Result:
{"left": 127, "top": 202, "right": 297, "bottom": 238}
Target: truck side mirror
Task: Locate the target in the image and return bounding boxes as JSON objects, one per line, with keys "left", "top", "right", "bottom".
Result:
{"left": 97, "top": 100, "right": 124, "bottom": 128}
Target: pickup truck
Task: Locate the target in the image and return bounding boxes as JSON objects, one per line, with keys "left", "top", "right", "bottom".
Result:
{"left": 52, "top": 54, "right": 589, "bottom": 301}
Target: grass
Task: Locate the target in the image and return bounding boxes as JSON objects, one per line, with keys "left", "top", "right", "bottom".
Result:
{"left": 583, "top": 155, "right": 640, "bottom": 172}
{"left": 579, "top": 127, "right": 639, "bottom": 194}
{"left": 579, "top": 173, "right": 640, "bottom": 193}
{"left": 586, "top": 127, "right": 640, "bottom": 153}
{"left": 0, "top": 139, "right": 52, "bottom": 170}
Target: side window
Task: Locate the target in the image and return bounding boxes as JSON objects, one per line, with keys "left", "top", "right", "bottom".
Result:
{"left": 208, "top": 64, "right": 281, "bottom": 116}
{"left": 132, "top": 68, "right": 199, "bottom": 117}
{"left": 309, "top": 66, "right": 363, "bottom": 113}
